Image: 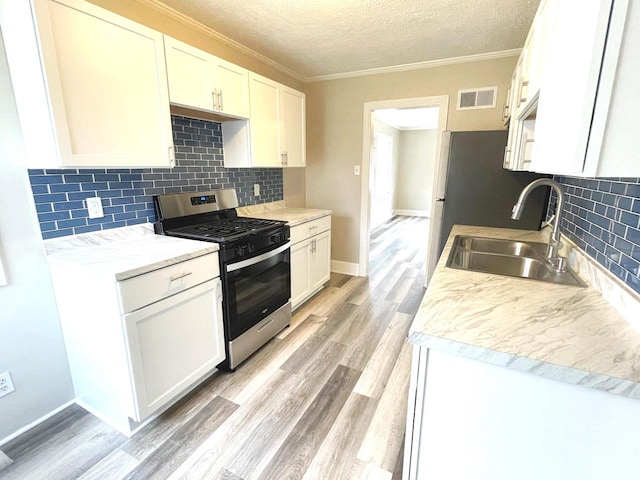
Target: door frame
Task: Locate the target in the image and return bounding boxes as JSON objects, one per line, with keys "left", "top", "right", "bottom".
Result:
{"left": 358, "top": 96, "right": 449, "bottom": 277}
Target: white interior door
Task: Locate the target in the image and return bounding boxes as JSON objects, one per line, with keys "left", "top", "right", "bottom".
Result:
{"left": 370, "top": 132, "right": 394, "bottom": 229}
{"left": 425, "top": 131, "right": 451, "bottom": 284}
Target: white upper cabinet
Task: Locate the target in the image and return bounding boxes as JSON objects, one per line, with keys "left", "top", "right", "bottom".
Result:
{"left": 222, "top": 72, "right": 306, "bottom": 168}
{"left": 280, "top": 86, "right": 306, "bottom": 167}
{"left": 164, "top": 36, "right": 249, "bottom": 119}
{"left": 0, "top": 0, "right": 175, "bottom": 168}
{"left": 213, "top": 57, "right": 250, "bottom": 119}
{"left": 164, "top": 37, "right": 213, "bottom": 112}
{"left": 248, "top": 72, "right": 282, "bottom": 167}
{"left": 506, "top": 0, "right": 639, "bottom": 177}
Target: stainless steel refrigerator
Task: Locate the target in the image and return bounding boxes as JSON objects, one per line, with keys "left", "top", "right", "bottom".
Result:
{"left": 426, "top": 130, "right": 549, "bottom": 281}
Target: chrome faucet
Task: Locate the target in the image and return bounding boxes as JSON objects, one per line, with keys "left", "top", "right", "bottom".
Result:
{"left": 512, "top": 178, "right": 567, "bottom": 272}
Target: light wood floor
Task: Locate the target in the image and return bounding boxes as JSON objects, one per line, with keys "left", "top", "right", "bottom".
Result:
{"left": 0, "top": 216, "right": 428, "bottom": 480}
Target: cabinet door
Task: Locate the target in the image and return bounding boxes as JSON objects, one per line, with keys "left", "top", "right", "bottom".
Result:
{"left": 310, "top": 230, "right": 331, "bottom": 291}
{"left": 529, "top": 0, "right": 613, "bottom": 174}
{"left": 290, "top": 239, "right": 311, "bottom": 309}
{"left": 280, "top": 86, "right": 306, "bottom": 167}
{"left": 123, "top": 278, "right": 224, "bottom": 421}
{"left": 37, "top": 0, "right": 174, "bottom": 167}
{"left": 249, "top": 72, "right": 282, "bottom": 167}
{"left": 214, "top": 57, "right": 249, "bottom": 119}
{"left": 164, "top": 36, "right": 214, "bottom": 112}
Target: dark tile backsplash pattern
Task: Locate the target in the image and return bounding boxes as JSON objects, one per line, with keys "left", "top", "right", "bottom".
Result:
{"left": 28, "top": 116, "right": 283, "bottom": 239}
{"left": 548, "top": 176, "right": 640, "bottom": 295}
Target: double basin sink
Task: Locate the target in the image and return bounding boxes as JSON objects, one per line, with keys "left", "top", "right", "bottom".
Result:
{"left": 447, "top": 235, "right": 586, "bottom": 287}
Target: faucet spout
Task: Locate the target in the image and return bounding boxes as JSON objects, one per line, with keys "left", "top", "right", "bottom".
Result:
{"left": 511, "top": 178, "right": 566, "bottom": 272}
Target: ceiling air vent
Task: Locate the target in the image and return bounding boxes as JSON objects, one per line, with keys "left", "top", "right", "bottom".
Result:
{"left": 457, "top": 86, "right": 497, "bottom": 110}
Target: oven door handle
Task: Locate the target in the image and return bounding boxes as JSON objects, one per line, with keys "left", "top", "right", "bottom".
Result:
{"left": 226, "top": 242, "right": 291, "bottom": 272}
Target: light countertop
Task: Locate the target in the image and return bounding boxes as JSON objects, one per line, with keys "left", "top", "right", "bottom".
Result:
{"left": 237, "top": 202, "right": 331, "bottom": 226}
{"left": 44, "top": 224, "right": 217, "bottom": 281}
{"left": 411, "top": 224, "right": 640, "bottom": 400}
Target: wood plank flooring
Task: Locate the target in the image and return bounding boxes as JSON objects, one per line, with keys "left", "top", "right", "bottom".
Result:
{"left": 0, "top": 216, "right": 428, "bottom": 480}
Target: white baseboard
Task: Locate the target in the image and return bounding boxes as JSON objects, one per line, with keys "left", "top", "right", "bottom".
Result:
{"left": 393, "top": 209, "right": 430, "bottom": 218}
{"left": 0, "top": 400, "right": 75, "bottom": 447}
{"left": 331, "top": 260, "right": 360, "bottom": 276}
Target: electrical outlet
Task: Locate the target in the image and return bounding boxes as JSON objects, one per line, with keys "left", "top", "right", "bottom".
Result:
{"left": 254, "top": 183, "right": 260, "bottom": 197}
{"left": 0, "top": 372, "right": 15, "bottom": 398}
{"left": 86, "top": 196, "right": 104, "bottom": 219}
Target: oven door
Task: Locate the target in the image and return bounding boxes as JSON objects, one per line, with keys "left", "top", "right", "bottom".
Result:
{"left": 223, "top": 242, "right": 291, "bottom": 340}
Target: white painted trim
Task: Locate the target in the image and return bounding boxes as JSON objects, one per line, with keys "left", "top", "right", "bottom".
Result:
{"left": 0, "top": 400, "right": 75, "bottom": 447}
{"left": 393, "top": 209, "right": 430, "bottom": 218}
{"left": 331, "top": 260, "right": 361, "bottom": 276}
{"left": 121, "top": 7, "right": 522, "bottom": 85}
{"left": 360, "top": 96, "right": 449, "bottom": 277}
{"left": 133, "top": 0, "right": 305, "bottom": 82}
{"left": 306, "top": 49, "right": 521, "bottom": 83}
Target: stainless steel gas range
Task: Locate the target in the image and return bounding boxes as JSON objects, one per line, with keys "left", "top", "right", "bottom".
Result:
{"left": 153, "top": 189, "right": 291, "bottom": 371}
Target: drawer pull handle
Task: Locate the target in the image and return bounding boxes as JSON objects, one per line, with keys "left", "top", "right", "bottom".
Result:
{"left": 169, "top": 272, "right": 192, "bottom": 282}
{"left": 257, "top": 318, "right": 274, "bottom": 332}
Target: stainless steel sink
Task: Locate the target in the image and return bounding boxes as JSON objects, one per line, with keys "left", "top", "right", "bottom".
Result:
{"left": 447, "top": 235, "right": 587, "bottom": 287}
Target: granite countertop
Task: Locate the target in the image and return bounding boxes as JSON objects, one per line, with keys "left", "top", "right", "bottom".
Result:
{"left": 44, "top": 224, "right": 217, "bottom": 281}
{"left": 237, "top": 201, "right": 332, "bottom": 226}
{"left": 411, "top": 224, "right": 640, "bottom": 400}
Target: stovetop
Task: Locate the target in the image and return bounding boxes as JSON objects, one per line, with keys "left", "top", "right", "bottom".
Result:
{"left": 167, "top": 217, "right": 285, "bottom": 243}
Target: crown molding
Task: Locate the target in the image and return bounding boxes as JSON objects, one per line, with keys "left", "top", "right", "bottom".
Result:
{"left": 131, "top": 2, "right": 520, "bottom": 85}
{"left": 305, "top": 49, "right": 522, "bottom": 83}
{"left": 134, "top": 0, "right": 305, "bottom": 82}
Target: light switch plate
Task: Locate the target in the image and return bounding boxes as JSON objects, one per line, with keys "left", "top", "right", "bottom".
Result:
{"left": 354, "top": 165, "right": 361, "bottom": 176}
{"left": 86, "top": 196, "right": 104, "bottom": 219}
{"left": 254, "top": 183, "right": 260, "bottom": 196}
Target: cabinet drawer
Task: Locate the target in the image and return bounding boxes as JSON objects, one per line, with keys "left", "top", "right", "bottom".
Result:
{"left": 290, "top": 215, "right": 331, "bottom": 244}
{"left": 118, "top": 253, "right": 219, "bottom": 313}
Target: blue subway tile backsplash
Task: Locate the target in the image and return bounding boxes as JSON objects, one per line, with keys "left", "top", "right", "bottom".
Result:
{"left": 548, "top": 176, "right": 640, "bottom": 295}
{"left": 28, "top": 116, "right": 283, "bottom": 240}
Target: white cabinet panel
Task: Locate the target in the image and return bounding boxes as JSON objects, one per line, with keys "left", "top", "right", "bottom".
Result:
{"left": 280, "top": 86, "right": 306, "bottom": 167}
{"left": 215, "top": 57, "right": 250, "bottom": 118}
{"left": 290, "top": 240, "right": 311, "bottom": 308}
{"left": 248, "top": 72, "right": 282, "bottom": 167}
{"left": 289, "top": 215, "right": 331, "bottom": 310}
{"left": 118, "top": 252, "right": 219, "bottom": 314}
{"left": 504, "top": 0, "right": 640, "bottom": 177}
{"left": 223, "top": 72, "right": 305, "bottom": 168}
{"left": 530, "top": 0, "right": 612, "bottom": 175}
{"left": 164, "top": 36, "right": 214, "bottom": 111}
{"left": 0, "top": 0, "right": 175, "bottom": 168}
{"left": 124, "top": 278, "right": 224, "bottom": 421}
{"left": 164, "top": 36, "right": 249, "bottom": 119}
{"left": 310, "top": 230, "right": 331, "bottom": 291}
{"left": 406, "top": 348, "right": 640, "bottom": 480}
{"left": 49, "top": 248, "right": 223, "bottom": 434}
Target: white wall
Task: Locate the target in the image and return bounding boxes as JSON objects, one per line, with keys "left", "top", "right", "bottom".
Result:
{"left": 394, "top": 129, "right": 438, "bottom": 215}
{"left": 0, "top": 31, "right": 74, "bottom": 443}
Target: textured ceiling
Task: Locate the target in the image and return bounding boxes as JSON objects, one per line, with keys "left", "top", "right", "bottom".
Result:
{"left": 153, "top": 0, "right": 540, "bottom": 80}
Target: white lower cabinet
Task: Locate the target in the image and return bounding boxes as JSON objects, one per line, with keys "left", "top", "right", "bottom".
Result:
{"left": 291, "top": 240, "right": 312, "bottom": 308}
{"left": 50, "top": 251, "right": 224, "bottom": 435}
{"left": 123, "top": 279, "right": 224, "bottom": 422}
{"left": 404, "top": 347, "right": 640, "bottom": 480}
{"left": 290, "top": 216, "right": 331, "bottom": 310}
